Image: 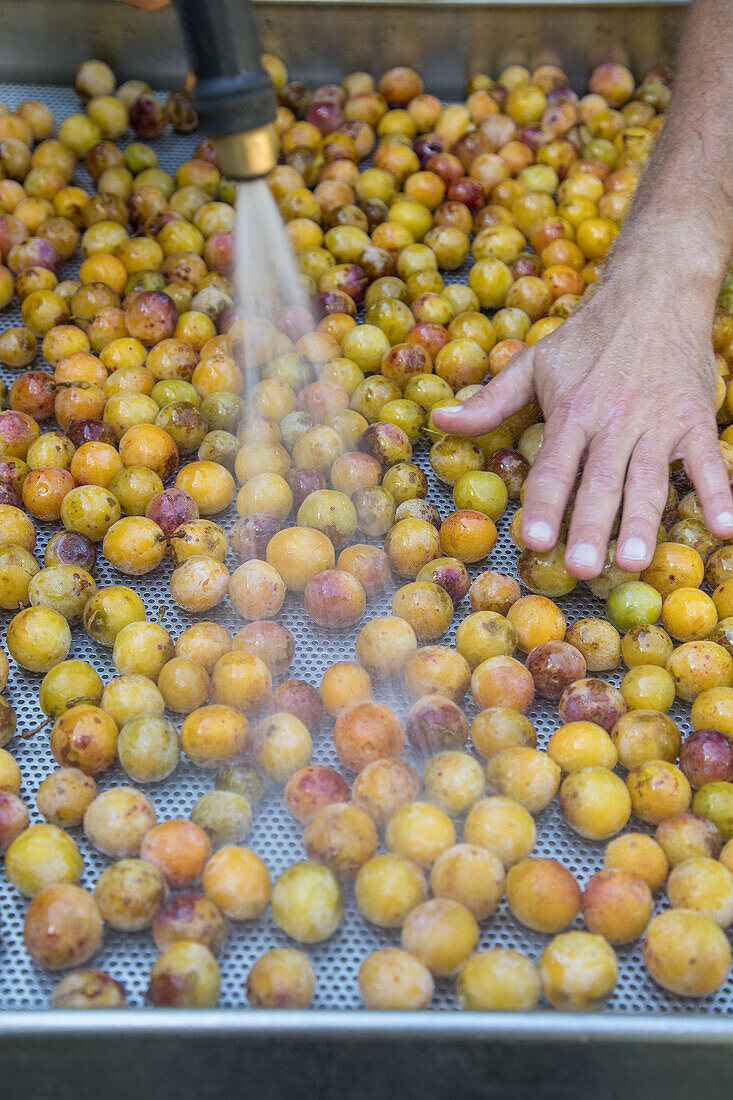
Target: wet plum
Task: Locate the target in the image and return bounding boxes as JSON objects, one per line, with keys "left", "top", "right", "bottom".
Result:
{"left": 268, "top": 679, "right": 324, "bottom": 729}
{"left": 284, "top": 765, "right": 351, "bottom": 825}
{"left": 405, "top": 695, "right": 469, "bottom": 754}
{"left": 526, "top": 641, "right": 587, "bottom": 699}
{"left": 558, "top": 678, "right": 627, "bottom": 731}
{"left": 145, "top": 489, "right": 199, "bottom": 537}
{"left": 680, "top": 728, "right": 733, "bottom": 789}
{"left": 228, "top": 514, "right": 282, "bottom": 561}
{"left": 285, "top": 468, "right": 328, "bottom": 511}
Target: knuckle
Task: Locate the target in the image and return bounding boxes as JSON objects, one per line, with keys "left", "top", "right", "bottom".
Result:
{"left": 584, "top": 466, "right": 625, "bottom": 497}
{"left": 624, "top": 466, "right": 667, "bottom": 500}
{"left": 601, "top": 389, "right": 636, "bottom": 423}
{"left": 524, "top": 482, "right": 566, "bottom": 515}
{"left": 679, "top": 416, "right": 717, "bottom": 445}
{"left": 460, "top": 389, "right": 492, "bottom": 413}
{"left": 695, "top": 454, "right": 730, "bottom": 485}
{"left": 525, "top": 501, "right": 564, "bottom": 524}
{"left": 532, "top": 451, "right": 572, "bottom": 485}
{"left": 621, "top": 504, "right": 662, "bottom": 530}
{"left": 568, "top": 495, "right": 615, "bottom": 527}
{"left": 480, "top": 382, "right": 512, "bottom": 412}
{"left": 609, "top": 398, "right": 632, "bottom": 423}
{"left": 567, "top": 520, "right": 607, "bottom": 548}
{"left": 567, "top": 500, "right": 617, "bottom": 544}
{"left": 699, "top": 485, "right": 732, "bottom": 508}
{"left": 552, "top": 393, "right": 585, "bottom": 422}
{"left": 626, "top": 470, "right": 665, "bottom": 496}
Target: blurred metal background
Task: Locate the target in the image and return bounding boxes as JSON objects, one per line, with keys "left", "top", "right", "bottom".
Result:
{"left": 0, "top": 0, "right": 687, "bottom": 91}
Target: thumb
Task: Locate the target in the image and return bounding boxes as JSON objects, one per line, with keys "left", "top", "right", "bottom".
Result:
{"left": 431, "top": 349, "right": 535, "bottom": 436}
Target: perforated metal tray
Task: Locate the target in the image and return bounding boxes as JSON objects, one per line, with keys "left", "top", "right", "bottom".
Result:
{"left": 0, "top": 78, "right": 729, "bottom": 1040}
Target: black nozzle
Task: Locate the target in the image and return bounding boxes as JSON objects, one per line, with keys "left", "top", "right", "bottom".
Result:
{"left": 173, "top": 0, "right": 277, "bottom": 137}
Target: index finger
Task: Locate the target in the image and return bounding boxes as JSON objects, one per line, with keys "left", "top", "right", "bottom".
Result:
{"left": 431, "top": 353, "right": 534, "bottom": 437}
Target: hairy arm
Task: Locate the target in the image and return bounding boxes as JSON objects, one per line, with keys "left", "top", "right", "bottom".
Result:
{"left": 434, "top": 0, "right": 733, "bottom": 577}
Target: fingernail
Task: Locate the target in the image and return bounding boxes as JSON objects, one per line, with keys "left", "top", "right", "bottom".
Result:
{"left": 566, "top": 542, "right": 600, "bottom": 571}
{"left": 717, "top": 511, "right": 733, "bottom": 532}
{"left": 619, "top": 537, "right": 648, "bottom": 563}
{"left": 523, "top": 520, "right": 553, "bottom": 545}
{"left": 436, "top": 406, "right": 459, "bottom": 417}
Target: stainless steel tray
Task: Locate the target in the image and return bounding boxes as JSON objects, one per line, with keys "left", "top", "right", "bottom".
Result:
{"left": 0, "top": 0, "right": 687, "bottom": 94}
{"left": 0, "top": 72, "right": 723, "bottom": 1025}
{"left": 1, "top": 3, "right": 731, "bottom": 1078}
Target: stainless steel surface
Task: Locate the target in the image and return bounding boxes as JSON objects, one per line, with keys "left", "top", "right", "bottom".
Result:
{"left": 4, "top": 1007, "right": 733, "bottom": 1039}
{"left": 0, "top": 5, "right": 725, "bottom": 1040}
{"left": 0, "top": 1, "right": 687, "bottom": 91}
{"left": 254, "top": 1, "right": 687, "bottom": 94}
{"left": 0, "top": 77, "right": 717, "bottom": 1025}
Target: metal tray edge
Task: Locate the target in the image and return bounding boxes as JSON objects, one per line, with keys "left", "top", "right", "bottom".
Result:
{"left": 1, "top": 1009, "right": 732, "bottom": 1042}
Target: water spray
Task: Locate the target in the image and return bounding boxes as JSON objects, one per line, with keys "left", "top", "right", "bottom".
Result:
{"left": 172, "top": 0, "right": 311, "bottom": 383}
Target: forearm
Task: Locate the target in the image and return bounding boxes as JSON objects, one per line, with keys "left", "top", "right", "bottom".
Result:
{"left": 605, "top": 0, "right": 733, "bottom": 306}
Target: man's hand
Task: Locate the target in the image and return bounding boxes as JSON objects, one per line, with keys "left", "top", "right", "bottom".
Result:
{"left": 433, "top": 274, "right": 733, "bottom": 579}
{"left": 436, "top": 0, "right": 733, "bottom": 580}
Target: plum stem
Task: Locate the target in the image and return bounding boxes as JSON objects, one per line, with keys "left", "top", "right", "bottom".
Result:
{"left": 21, "top": 696, "right": 101, "bottom": 739}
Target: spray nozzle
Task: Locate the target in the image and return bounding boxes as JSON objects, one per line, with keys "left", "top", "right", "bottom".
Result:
{"left": 172, "top": 0, "right": 278, "bottom": 179}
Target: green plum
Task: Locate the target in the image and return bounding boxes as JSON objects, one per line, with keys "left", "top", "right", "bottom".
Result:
{"left": 606, "top": 581, "right": 662, "bottom": 632}
{"left": 693, "top": 782, "right": 733, "bottom": 841}
{"left": 453, "top": 471, "right": 508, "bottom": 521}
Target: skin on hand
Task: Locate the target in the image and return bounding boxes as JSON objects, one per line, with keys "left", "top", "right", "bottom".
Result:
{"left": 432, "top": 284, "right": 733, "bottom": 580}
{"left": 436, "top": 0, "right": 733, "bottom": 580}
